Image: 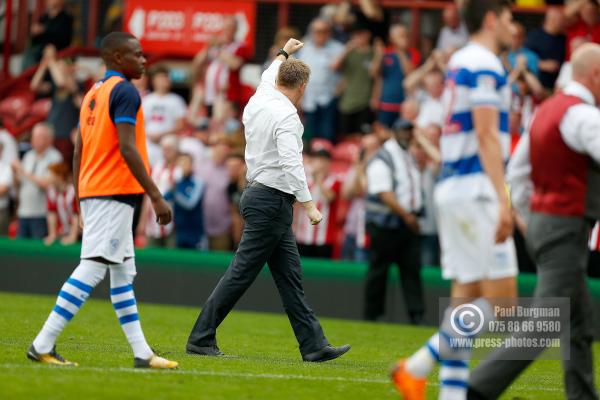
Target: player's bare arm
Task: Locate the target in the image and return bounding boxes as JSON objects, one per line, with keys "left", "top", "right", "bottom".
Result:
{"left": 472, "top": 107, "right": 513, "bottom": 243}
{"left": 72, "top": 127, "right": 82, "bottom": 205}
{"left": 117, "top": 123, "right": 172, "bottom": 225}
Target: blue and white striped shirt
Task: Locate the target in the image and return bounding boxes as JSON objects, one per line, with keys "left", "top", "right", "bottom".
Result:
{"left": 436, "top": 42, "right": 511, "bottom": 202}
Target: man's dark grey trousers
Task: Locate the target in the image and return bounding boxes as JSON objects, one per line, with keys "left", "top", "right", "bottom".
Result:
{"left": 469, "top": 212, "right": 598, "bottom": 400}
{"left": 187, "top": 186, "right": 329, "bottom": 355}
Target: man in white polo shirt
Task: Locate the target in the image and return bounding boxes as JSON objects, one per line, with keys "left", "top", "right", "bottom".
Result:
{"left": 13, "top": 122, "right": 62, "bottom": 239}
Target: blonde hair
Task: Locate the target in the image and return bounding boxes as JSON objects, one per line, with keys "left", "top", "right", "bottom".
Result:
{"left": 277, "top": 59, "right": 311, "bottom": 89}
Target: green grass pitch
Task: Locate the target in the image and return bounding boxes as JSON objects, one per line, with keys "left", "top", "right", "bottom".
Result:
{"left": 0, "top": 291, "right": 596, "bottom": 399}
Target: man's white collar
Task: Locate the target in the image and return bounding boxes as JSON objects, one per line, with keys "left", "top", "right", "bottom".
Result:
{"left": 563, "top": 81, "right": 595, "bottom": 105}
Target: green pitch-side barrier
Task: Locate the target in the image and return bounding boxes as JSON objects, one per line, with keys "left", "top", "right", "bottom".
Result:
{"left": 2, "top": 238, "right": 600, "bottom": 296}
{"left": 0, "top": 238, "right": 600, "bottom": 294}
{"left": 2, "top": 238, "right": 599, "bottom": 329}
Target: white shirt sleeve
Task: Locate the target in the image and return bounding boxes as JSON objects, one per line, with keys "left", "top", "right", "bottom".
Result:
{"left": 260, "top": 60, "right": 283, "bottom": 90}
{"left": 506, "top": 133, "right": 533, "bottom": 218}
{"left": 274, "top": 115, "right": 311, "bottom": 202}
{"left": 366, "top": 159, "right": 393, "bottom": 195}
{"left": 560, "top": 103, "right": 600, "bottom": 164}
{"left": 0, "top": 131, "right": 19, "bottom": 165}
{"left": 0, "top": 165, "right": 13, "bottom": 187}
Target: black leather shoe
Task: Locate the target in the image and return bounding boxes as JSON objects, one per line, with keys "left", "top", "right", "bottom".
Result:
{"left": 186, "top": 343, "right": 224, "bottom": 356}
{"left": 302, "top": 344, "right": 351, "bottom": 362}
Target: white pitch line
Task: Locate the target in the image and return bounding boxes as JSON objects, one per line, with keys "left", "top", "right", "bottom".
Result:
{"left": 0, "top": 363, "right": 563, "bottom": 392}
{"left": 0, "top": 363, "right": 388, "bottom": 384}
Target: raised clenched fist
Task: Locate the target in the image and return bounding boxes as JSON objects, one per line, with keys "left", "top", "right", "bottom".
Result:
{"left": 282, "top": 39, "right": 304, "bottom": 56}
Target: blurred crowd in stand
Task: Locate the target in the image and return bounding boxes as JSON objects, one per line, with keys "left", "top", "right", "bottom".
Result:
{"left": 3, "top": 0, "right": 600, "bottom": 321}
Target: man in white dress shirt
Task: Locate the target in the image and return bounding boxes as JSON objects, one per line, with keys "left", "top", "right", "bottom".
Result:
{"left": 186, "top": 38, "right": 351, "bottom": 363}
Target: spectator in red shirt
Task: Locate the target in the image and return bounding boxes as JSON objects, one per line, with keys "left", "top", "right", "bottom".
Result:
{"left": 564, "top": 0, "right": 600, "bottom": 58}
{"left": 192, "top": 16, "right": 250, "bottom": 116}
{"left": 44, "top": 162, "right": 78, "bottom": 246}
{"left": 341, "top": 134, "right": 381, "bottom": 262}
{"left": 293, "top": 147, "right": 342, "bottom": 259}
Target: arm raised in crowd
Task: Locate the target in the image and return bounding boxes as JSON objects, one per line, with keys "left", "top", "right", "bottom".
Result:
{"left": 218, "top": 49, "right": 244, "bottom": 71}
{"left": 30, "top": 52, "right": 51, "bottom": 94}
{"left": 331, "top": 40, "right": 356, "bottom": 71}
{"left": 521, "top": 69, "right": 545, "bottom": 100}
{"left": 46, "top": 56, "right": 77, "bottom": 94}
{"left": 509, "top": 55, "right": 546, "bottom": 100}
{"left": 564, "top": 0, "right": 588, "bottom": 22}
{"left": 358, "top": 0, "right": 384, "bottom": 21}
{"left": 403, "top": 51, "right": 443, "bottom": 95}
{"left": 413, "top": 129, "right": 441, "bottom": 167}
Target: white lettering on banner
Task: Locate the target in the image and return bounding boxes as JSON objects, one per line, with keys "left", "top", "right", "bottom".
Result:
{"left": 147, "top": 11, "right": 185, "bottom": 31}
{"left": 192, "top": 12, "right": 225, "bottom": 32}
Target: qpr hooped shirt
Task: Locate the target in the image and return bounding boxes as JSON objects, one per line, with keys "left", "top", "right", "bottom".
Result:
{"left": 436, "top": 42, "right": 512, "bottom": 204}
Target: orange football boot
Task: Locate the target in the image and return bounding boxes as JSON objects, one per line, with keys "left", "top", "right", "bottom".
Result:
{"left": 391, "top": 359, "right": 426, "bottom": 400}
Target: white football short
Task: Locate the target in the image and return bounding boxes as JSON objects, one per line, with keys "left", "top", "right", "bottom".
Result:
{"left": 80, "top": 198, "right": 135, "bottom": 264}
{"left": 434, "top": 192, "right": 518, "bottom": 284}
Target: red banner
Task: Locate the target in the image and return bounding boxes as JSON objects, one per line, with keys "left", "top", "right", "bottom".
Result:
{"left": 124, "top": 0, "right": 256, "bottom": 57}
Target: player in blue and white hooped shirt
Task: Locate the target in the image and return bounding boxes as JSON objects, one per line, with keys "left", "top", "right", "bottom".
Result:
{"left": 391, "top": 1, "right": 518, "bottom": 400}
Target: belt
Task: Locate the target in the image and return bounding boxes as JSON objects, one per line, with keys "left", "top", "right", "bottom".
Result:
{"left": 247, "top": 181, "right": 296, "bottom": 203}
